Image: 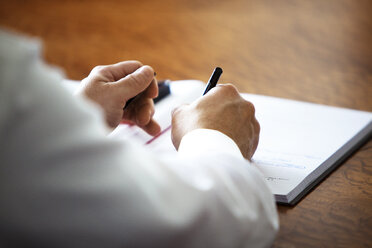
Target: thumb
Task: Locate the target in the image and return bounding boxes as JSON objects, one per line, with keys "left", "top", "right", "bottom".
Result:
{"left": 114, "top": 65, "right": 155, "bottom": 100}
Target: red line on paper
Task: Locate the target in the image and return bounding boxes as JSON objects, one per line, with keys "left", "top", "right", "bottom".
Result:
{"left": 145, "top": 125, "right": 172, "bottom": 145}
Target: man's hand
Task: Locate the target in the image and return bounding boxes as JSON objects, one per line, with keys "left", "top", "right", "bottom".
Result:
{"left": 171, "top": 84, "right": 260, "bottom": 160}
{"left": 77, "top": 61, "right": 161, "bottom": 135}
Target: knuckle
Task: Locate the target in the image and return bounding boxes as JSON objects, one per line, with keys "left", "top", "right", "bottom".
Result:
{"left": 244, "top": 101, "right": 255, "bottom": 114}
{"left": 222, "top": 83, "right": 239, "bottom": 95}
{"left": 129, "top": 66, "right": 153, "bottom": 86}
{"left": 254, "top": 118, "right": 261, "bottom": 133}
{"left": 171, "top": 106, "right": 181, "bottom": 117}
{"left": 91, "top": 65, "right": 110, "bottom": 76}
{"left": 171, "top": 105, "right": 187, "bottom": 117}
{"left": 128, "top": 73, "right": 142, "bottom": 86}
{"left": 215, "top": 84, "right": 240, "bottom": 99}
{"left": 92, "top": 65, "right": 105, "bottom": 73}
{"left": 142, "top": 65, "right": 154, "bottom": 79}
{"left": 129, "top": 60, "right": 143, "bottom": 67}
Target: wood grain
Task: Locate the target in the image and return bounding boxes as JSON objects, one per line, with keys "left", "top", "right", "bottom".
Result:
{"left": 1, "top": 0, "right": 371, "bottom": 247}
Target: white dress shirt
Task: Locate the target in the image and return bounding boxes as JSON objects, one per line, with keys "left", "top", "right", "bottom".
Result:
{"left": 0, "top": 30, "right": 278, "bottom": 248}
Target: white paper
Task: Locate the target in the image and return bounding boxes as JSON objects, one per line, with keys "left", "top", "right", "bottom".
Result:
{"left": 244, "top": 94, "right": 372, "bottom": 199}
{"left": 98, "top": 80, "right": 372, "bottom": 203}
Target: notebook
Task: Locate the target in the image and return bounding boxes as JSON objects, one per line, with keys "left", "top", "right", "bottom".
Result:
{"left": 64, "top": 79, "right": 372, "bottom": 205}
{"left": 244, "top": 93, "right": 371, "bottom": 204}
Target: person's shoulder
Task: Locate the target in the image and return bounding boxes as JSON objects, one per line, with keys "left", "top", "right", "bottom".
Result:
{"left": 0, "top": 29, "right": 48, "bottom": 112}
{"left": 0, "top": 28, "right": 42, "bottom": 66}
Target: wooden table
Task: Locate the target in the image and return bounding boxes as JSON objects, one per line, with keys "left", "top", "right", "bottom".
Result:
{"left": 1, "top": 0, "right": 371, "bottom": 247}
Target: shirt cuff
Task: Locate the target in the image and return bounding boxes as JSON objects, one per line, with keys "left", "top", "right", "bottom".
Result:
{"left": 178, "top": 129, "right": 244, "bottom": 159}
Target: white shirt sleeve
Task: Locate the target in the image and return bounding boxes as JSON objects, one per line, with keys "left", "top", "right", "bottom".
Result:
{"left": 179, "top": 129, "right": 245, "bottom": 159}
{"left": 0, "top": 30, "right": 278, "bottom": 248}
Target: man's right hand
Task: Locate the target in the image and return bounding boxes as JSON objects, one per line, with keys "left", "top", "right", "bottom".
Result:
{"left": 171, "top": 84, "right": 260, "bottom": 160}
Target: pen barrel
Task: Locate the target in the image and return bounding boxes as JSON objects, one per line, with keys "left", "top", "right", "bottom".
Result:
{"left": 203, "top": 67, "right": 223, "bottom": 95}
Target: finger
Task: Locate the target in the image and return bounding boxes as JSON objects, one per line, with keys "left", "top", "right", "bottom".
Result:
{"left": 143, "top": 78, "right": 158, "bottom": 99}
{"left": 251, "top": 117, "right": 260, "bottom": 153}
{"left": 122, "top": 97, "right": 155, "bottom": 126}
{"left": 252, "top": 116, "right": 260, "bottom": 135}
{"left": 106, "top": 61, "right": 143, "bottom": 81}
{"left": 120, "top": 119, "right": 135, "bottom": 125}
{"left": 141, "top": 119, "right": 161, "bottom": 136}
{"left": 251, "top": 134, "right": 259, "bottom": 159}
{"left": 122, "top": 102, "right": 136, "bottom": 122}
{"left": 121, "top": 110, "right": 160, "bottom": 136}
{"left": 135, "top": 98, "right": 155, "bottom": 127}
{"left": 242, "top": 122, "right": 254, "bottom": 160}
{"left": 113, "top": 65, "right": 155, "bottom": 101}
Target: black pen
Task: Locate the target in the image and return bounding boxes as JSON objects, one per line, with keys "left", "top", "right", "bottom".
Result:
{"left": 203, "top": 67, "right": 223, "bottom": 95}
